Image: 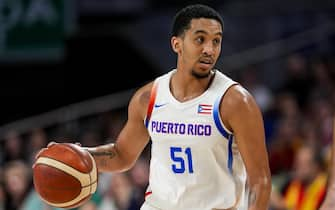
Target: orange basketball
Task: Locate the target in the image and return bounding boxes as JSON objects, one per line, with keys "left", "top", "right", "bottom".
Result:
{"left": 33, "top": 143, "right": 98, "bottom": 209}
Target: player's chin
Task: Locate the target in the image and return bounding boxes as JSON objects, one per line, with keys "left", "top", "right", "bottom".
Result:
{"left": 196, "top": 63, "right": 214, "bottom": 75}
{"left": 192, "top": 66, "right": 212, "bottom": 78}
{"left": 197, "top": 62, "right": 213, "bottom": 71}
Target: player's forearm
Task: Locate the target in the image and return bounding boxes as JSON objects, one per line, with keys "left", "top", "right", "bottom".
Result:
{"left": 84, "top": 143, "right": 131, "bottom": 172}
{"left": 247, "top": 176, "right": 272, "bottom": 210}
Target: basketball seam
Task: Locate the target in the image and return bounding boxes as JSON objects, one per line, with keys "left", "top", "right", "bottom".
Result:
{"left": 34, "top": 146, "right": 98, "bottom": 208}
{"left": 35, "top": 162, "right": 98, "bottom": 188}
{"left": 81, "top": 180, "right": 98, "bottom": 188}
{"left": 35, "top": 157, "right": 95, "bottom": 186}
{"left": 36, "top": 156, "right": 88, "bottom": 175}
{"left": 38, "top": 150, "right": 98, "bottom": 190}
{"left": 38, "top": 183, "right": 93, "bottom": 208}
{"left": 66, "top": 144, "right": 95, "bottom": 194}
{"left": 36, "top": 154, "right": 98, "bottom": 189}
{"left": 88, "top": 151, "right": 98, "bottom": 194}
{"left": 65, "top": 144, "right": 92, "bottom": 172}
{"left": 35, "top": 157, "right": 93, "bottom": 207}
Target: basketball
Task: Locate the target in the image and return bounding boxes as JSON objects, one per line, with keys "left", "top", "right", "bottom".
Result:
{"left": 32, "top": 143, "right": 98, "bottom": 209}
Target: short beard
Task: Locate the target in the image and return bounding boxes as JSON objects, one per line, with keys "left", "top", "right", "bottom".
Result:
{"left": 191, "top": 69, "right": 212, "bottom": 79}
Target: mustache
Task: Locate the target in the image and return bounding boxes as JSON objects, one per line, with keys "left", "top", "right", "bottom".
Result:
{"left": 199, "top": 56, "right": 214, "bottom": 64}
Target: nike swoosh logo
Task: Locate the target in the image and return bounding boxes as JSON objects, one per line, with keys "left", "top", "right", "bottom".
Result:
{"left": 154, "top": 103, "right": 168, "bottom": 108}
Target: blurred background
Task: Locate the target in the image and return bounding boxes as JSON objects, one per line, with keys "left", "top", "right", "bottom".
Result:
{"left": 0, "top": 0, "right": 334, "bottom": 209}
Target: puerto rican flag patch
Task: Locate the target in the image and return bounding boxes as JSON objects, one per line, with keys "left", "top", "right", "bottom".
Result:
{"left": 197, "top": 104, "right": 213, "bottom": 114}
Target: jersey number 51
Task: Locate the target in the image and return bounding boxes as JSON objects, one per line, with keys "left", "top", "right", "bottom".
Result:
{"left": 170, "top": 147, "right": 194, "bottom": 173}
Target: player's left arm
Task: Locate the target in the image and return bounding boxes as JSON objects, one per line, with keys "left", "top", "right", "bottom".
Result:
{"left": 221, "top": 85, "right": 271, "bottom": 210}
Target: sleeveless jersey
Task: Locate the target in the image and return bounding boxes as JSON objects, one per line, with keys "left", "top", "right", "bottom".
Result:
{"left": 144, "top": 69, "right": 248, "bottom": 210}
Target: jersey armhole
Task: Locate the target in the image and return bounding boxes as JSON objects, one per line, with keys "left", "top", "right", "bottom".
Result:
{"left": 144, "top": 81, "right": 158, "bottom": 128}
{"left": 213, "top": 82, "right": 238, "bottom": 139}
{"left": 213, "top": 82, "right": 238, "bottom": 174}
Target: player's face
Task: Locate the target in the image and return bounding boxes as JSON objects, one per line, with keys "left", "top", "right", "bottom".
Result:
{"left": 179, "top": 18, "right": 222, "bottom": 78}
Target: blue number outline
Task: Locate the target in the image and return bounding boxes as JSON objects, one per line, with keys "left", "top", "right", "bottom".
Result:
{"left": 170, "top": 147, "right": 193, "bottom": 173}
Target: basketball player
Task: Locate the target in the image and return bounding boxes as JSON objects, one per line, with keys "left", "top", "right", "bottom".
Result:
{"left": 320, "top": 115, "right": 335, "bottom": 210}
{"left": 47, "top": 4, "right": 271, "bottom": 210}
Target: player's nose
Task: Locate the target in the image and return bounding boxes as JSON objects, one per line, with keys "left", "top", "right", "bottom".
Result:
{"left": 202, "top": 42, "right": 215, "bottom": 56}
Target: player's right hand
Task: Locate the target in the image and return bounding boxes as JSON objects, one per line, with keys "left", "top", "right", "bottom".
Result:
{"left": 32, "top": 141, "right": 82, "bottom": 168}
{"left": 47, "top": 141, "right": 58, "bottom": 147}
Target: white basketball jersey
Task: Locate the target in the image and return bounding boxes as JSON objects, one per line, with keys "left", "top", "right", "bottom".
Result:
{"left": 144, "top": 69, "right": 248, "bottom": 210}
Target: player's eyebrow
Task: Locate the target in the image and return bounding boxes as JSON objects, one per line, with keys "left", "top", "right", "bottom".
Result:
{"left": 193, "top": 30, "right": 222, "bottom": 37}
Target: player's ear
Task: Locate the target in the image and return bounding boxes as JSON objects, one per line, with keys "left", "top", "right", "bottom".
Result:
{"left": 171, "top": 36, "right": 181, "bottom": 53}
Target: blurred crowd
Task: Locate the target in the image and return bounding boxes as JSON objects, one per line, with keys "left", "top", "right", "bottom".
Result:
{"left": 0, "top": 52, "right": 334, "bottom": 210}
{"left": 239, "top": 53, "right": 335, "bottom": 210}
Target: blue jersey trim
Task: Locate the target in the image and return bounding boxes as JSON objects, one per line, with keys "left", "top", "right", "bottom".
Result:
{"left": 228, "top": 134, "right": 234, "bottom": 174}
{"left": 213, "top": 95, "right": 234, "bottom": 174}
{"left": 213, "top": 96, "right": 230, "bottom": 139}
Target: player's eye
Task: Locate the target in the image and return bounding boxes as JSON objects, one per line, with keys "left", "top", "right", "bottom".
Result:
{"left": 195, "top": 37, "right": 204, "bottom": 44}
{"left": 213, "top": 38, "right": 221, "bottom": 45}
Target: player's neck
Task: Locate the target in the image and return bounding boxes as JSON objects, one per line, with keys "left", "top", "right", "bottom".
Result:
{"left": 170, "top": 69, "right": 215, "bottom": 102}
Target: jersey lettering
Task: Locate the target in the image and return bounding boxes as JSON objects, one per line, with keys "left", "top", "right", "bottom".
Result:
{"left": 151, "top": 120, "right": 211, "bottom": 136}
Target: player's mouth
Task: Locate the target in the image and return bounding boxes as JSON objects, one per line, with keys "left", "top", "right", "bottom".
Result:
{"left": 199, "top": 58, "right": 213, "bottom": 69}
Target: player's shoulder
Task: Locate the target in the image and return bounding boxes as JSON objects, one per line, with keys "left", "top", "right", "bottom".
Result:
{"left": 131, "top": 81, "right": 155, "bottom": 108}
{"left": 222, "top": 84, "right": 258, "bottom": 111}
{"left": 131, "top": 70, "right": 172, "bottom": 105}
{"left": 220, "top": 84, "right": 261, "bottom": 129}
{"left": 126, "top": 80, "right": 155, "bottom": 120}
{"left": 130, "top": 70, "right": 174, "bottom": 111}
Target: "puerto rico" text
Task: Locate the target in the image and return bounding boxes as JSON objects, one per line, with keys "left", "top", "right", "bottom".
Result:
{"left": 151, "top": 121, "right": 211, "bottom": 136}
